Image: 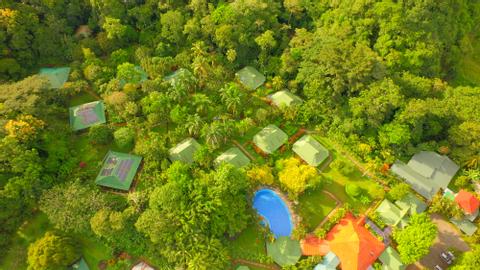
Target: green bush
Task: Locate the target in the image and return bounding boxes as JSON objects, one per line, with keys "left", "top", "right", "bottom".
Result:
{"left": 27, "top": 232, "right": 78, "bottom": 270}
{"left": 345, "top": 183, "right": 362, "bottom": 198}
{"left": 114, "top": 127, "right": 135, "bottom": 149}
{"left": 88, "top": 125, "right": 112, "bottom": 144}
{"left": 387, "top": 183, "right": 410, "bottom": 201}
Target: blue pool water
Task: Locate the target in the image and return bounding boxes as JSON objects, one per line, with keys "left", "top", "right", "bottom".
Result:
{"left": 253, "top": 189, "right": 294, "bottom": 238}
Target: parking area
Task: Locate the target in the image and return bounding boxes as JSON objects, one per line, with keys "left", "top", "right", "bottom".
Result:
{"left": 407, "top": 214, "right": 470, "bottom": 270}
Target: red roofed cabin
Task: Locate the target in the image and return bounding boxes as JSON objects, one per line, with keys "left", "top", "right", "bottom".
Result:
{"left": 455, "top": 189, "right": 480, "bottom": 221}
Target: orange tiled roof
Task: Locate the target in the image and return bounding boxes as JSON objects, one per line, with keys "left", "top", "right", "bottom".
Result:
{"left": 301, "top": 213, "right": 385, "bottom": 270}
{"left": 300, "top": 234, "right": 329, "bottom": 256}
{"left": 455, "top": 189, "right": 480, "bottom": 215}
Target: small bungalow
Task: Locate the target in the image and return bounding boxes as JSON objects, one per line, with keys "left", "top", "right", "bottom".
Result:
{"left": 394, "top": 193, "right": 427, "bottom": 215}
{"left": 266, "top": 236, "right": 301, "bottom": 267}
{"left": 390, "top": 151, "right": 459, "bottom": 200}
{"left": 132, "top": 261, "right": 155, "bottom": 270}
{"left": 378, "top": 247, "right": 405, "bottom": 270}
{"left": 214, "top": 147, "right": 250, "bottom": 168}
{"left": 450, "top": 218, "right": 478, "bottom": 236}
{"left": 455, "top": 189, "right": 480, "bottom": 221}
{"left": 375, "top": 199, "right": 409, "bottom": 228}
{"left": 444, "top": 189, "right": 479, "bottom": 235}
{"left": 292, "top": 135, "right": 329, "bottom": 167}
{"left": 39, "top": 67, "right": 71, "bottom": 89}
{"left": 169, "top": 138, "right": 201, "bottom": 164}
{"left": 235, "top": 66, "right": 266, "bottom": 90}
{"left": 70, "top": 258, "right": 90, "bottom": 270}
{"left": 69, "top": 101, "right": 106, "bottom": 131}
{"left": 253, "top": 125, "right": 288, "bottom": 154}
{"left": 95, "top": 151, "right": 142, "bottom": 191}
{"left": 269, "top": 90, "right": 303, "bottom": 107}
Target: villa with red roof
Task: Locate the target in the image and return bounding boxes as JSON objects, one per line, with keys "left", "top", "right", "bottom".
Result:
{"left": 301, "top": 213, "right": 385, "bottom": 270}
{"left": 455, "top": 189, "right": 480, "bottom": 221}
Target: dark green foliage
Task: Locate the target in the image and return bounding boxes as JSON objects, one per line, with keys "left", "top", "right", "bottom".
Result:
{"left": 135, "top": 162, "right": 250, "bottom": 268}
{"left": 1, "top": 0, "right": 480, "bottom": 268}
{"left": 387, "top": 183, "right": 410, "bottom": 201}
{"left": 113, "top": 127, "right": 135, "bottom": 149}
{"left": 88, "top": 125, "right": 112, "bottom": 145}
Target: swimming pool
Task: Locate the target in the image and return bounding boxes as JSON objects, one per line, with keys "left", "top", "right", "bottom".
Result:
{"left": 253, "top": 189, "right": 294, "bottom": 238}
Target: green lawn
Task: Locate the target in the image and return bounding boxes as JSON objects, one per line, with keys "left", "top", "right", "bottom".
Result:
{"left": 314, "top": 135, "right": 385, "bottom": 214}
{"left": 297, "top": 187, "right": 337, "bottom": 231}
{"left": 69, "top": 91, "right": 99, "bottom": 107}
{"left": 77, "top": 234, "right": 112, "bottom": 269}
{"left": 228, "top": 223, "right": 273, "bottom": 266}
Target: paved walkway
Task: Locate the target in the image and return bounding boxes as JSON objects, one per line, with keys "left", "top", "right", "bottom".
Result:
{"left": 365, "top": 218, "right": 392, "bottom": 246}
{"left": 407, "top": 214, "right": 470, "bottom": 270}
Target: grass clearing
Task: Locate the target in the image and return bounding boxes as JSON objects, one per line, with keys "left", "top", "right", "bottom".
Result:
{"left": 228, "top": 223, "right": 272, "bottom": 265}
{"left": 69, "top": 91, "right": 98, "bottom": 107}
{"left": 314, "top": 135, "right": 385, "bottom": 213}
{"left": 77, "top": 234, "right": 112, "bottom": 268}
{"left": 297, "top": 187, "right": 337, "bottom": 231}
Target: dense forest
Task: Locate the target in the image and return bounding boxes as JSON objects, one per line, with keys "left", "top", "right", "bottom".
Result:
{"left": 1, "top": 0, "right": 480, "bottom": 269}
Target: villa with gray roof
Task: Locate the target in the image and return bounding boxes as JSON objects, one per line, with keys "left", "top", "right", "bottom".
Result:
{"left": 390, "top": 151, "right": 459, "bottom": 200}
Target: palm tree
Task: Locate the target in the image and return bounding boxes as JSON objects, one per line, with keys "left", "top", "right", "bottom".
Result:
{"left": 201, "top": 122, "right": 224, "bottom": 149}
{"left": 219, "top": 83, "right": 244, "bottom": 116}
{"left": 192, "top": 93, "right": 212, "bottom": 115}
{"left": 464, "top": 169, "right": 480, "bottom": 182}
{"left": 185, "top": 114, "right": 204, "bottom": 137}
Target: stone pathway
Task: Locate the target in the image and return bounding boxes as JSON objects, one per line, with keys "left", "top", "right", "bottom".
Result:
{"left": 365, "top": 218, "right": 392, "bottom": 246}
{"left": 232, "top": 139, "right": 256, "bottom": 161}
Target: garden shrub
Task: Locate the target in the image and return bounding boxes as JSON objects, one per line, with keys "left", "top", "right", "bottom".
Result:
{"left": 88, "top": 125, "right": 112, "bottom": 144}
{"left": 114, "top": 127, "right": 135, "bottom": 149}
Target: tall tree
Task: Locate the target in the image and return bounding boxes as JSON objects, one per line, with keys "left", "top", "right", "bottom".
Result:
{"left": 393, "top": 213, "right": 437, "bottom": 264}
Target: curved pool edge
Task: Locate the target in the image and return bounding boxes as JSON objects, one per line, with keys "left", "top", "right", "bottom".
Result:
{"left": 252, "top": 187, "right": 296, "bottom": 238}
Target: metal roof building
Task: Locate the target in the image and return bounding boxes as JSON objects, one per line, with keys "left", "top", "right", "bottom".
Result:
{"left": 390, "top": 151, "right": 459, "bottom": 200}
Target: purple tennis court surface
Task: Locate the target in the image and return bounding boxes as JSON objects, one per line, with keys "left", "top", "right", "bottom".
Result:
{"left": 76, "top": 106, "right": 99, "bottom": 125}
{"left": 116, "top": 160, "right": 133, "bottom": 182}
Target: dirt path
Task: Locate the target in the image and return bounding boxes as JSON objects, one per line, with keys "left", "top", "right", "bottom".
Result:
{"left": 315, "top": 190, "right": 342, "bottom": 229}
{"left": 232, "top": 139, "right": 256, "bottom": 161}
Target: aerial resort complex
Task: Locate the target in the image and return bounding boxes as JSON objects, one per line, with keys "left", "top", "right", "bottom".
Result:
{"left": 1, "top": 1, "right": 480, "bottom": 270}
